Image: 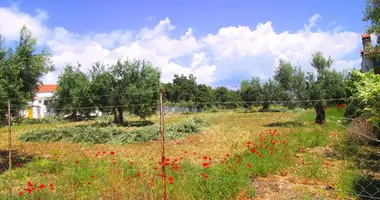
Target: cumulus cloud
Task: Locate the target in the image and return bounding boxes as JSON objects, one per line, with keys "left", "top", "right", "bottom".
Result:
{"left": 0, "top": 7, "right": 361, "bottom": 86}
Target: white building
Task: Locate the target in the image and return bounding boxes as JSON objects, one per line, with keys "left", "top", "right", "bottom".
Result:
{"left": 23, "top": 84, "right": 56, "bottom": 119}
{"left": 23, "top": 84, "right": 102, "bottom": 119}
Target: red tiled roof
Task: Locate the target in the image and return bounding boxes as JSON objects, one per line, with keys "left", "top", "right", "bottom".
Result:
{"left": 37, "top": 84, "right": 57, "bottom": 93}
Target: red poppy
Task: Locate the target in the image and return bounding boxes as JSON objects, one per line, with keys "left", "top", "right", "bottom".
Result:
{"left": 130, "top": 161, "right": 134, "bottom": 165}
{"left": 226, "top": 153, "right": 230, "bottom": 157}
{"left": 154, "top": 166, "right": 158, "bottom": 170}
{"left": 75, "top": 160, "right": 80, "bottom": 165}
{"left": 16, "top": 163, "right": 21, "bottom": 167}
{"left": 87, "top": 182, "right": 91, "bottom": 185}
{"left": 49, "top": 184, "right": 54, "bottom": 187}
{"left": 28, "top": 181, "right": 33, "bottom": 187}
{"left": 180, "top": 157, "right": 183, "bottom": 160}
{"left": 24, "top": 188, "right": 33, "bottom": 194}
{"left": 50, "top": 187, "right": 54, "bottom": 192}
{"left": 136, "top": 173, "right": 141, "bottom": 178}
{"left": 110, "top": 151, "right": 115, "bottom": 155}
{"left": 38, "top": 184, "right": 45, "bottom": 189}
{"left": 251, "top": 148, "right": 257, "bottom": 153}
{"left": 233, "top": 181, "right": 237, "bottom": 185}
{"left": 90, "top": 175, "right": 95, "bottom": 179}
{"left": 202, "top": 163, "right": 209, "bottom": 168}
{"left": 247, "top": 163, "right": 252, "bottom": 168}
{"left": 325, "top": 162, "right": 330, "bottom": 166}
{"left": 300, "top": 147, "right": 305, "bottom": 152}
{"left": 168, "top": 176, "right": 174, "bottom": 184}
{"left": 19, "top": 191, "right": 23, "bottom": 196}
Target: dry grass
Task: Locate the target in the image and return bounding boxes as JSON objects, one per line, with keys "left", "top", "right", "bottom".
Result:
{"left": 0, "top": 111, "right": 294, "bottom": 166}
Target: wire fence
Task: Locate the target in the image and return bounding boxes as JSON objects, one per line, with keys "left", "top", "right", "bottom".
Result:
{"left": 0, "top": 94, "right": 379, "bottom": 199}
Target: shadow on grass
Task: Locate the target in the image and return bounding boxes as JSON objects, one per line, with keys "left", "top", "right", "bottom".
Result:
{"left": 264, "top": 121, "right": 304, "bottom": 128}
{"left": 87, "top": 120, "right": 154, "bottom": 128}
{"left": 0, "top": 150, "right": 34, "bottom": 175}
{"left": 355, "top": 175, "right": 380, "bottom": 200}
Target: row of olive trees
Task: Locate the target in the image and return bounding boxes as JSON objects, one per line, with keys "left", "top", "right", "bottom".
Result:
{"left": 0, "top": 26, "right": 54, "bottom": 123}
{"left": 240, "top": 52, "right": 348, "bottom": 124}
{"left": 53, "top": 60, "right": 160, "bottom": 125}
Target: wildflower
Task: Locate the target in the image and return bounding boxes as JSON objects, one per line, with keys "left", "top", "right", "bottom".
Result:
{"left": 200, "top": 172, "right": 209, "bottom": 179}
{"left": 103, "top": 151, "right": 106, "bottom": 154}
{"left": 233, "top": 181, "right": 237, "bottom": 185}
{"left": 168, "top": 176, "right": 174, "bottom": 184}
{"left": 282, "top": 140, "right": 287, "bottom": 145}
{"left": 110, "top": 151, "right": 115, "bottom": 155}
{"left": 90, "top": 175, "right": 95, "bottom": 179}
{"left": 16, "top": 163, "right": 21, "bottom": 167}
{"left": 19, "top": 191, "right": 23, "bottom": 196}
{"left": 154, "top": 166, "right": 158, "bottom": 170}
{"left": 325, "top": 162, "right": 330, "bottom": 166}
{"left": 258, "top": 154, "right": 263, "bottom": 158}
{"left": 300, "top": 147, "right": 305, "bottom": 152}
{"left": 193, "top": 152, "right": 197, "bottom": 155}
{"left": 180, "top": 157, "right": 183, "bottom": 160}
{"left": 202, "top": 163, "right": 209, "bottom": 168}
{"left": 112, "top": 161, "right": 117, "bottom": 165}
{"left": 24, "top": 188, "right": 33, "bottom": 194}
{"left": 87, "top": 182, "right": 91, "bottom": 185}
{"left": 75, "top": 160, "right": 80, "bottom": 165}
{"left": 331, "top": 132, "right": 337, "bottom": 137}
{"left": 50, "top": 187, "right": 54, "bottom": 192}
{"left": 203, "top": 156, "right": 208, "bottom": 160}
{"left": 136, "top": 173, "right": 141, "bottom": 178}
{"left": 247, "top": 163, "right": 252, "bottom": 168}
{"left": 49, "top": 184, "right": 54, "bottom": 187}
{"left": 130, "top": 161, "right": 134, "bottom": 165}
{"left": 226, "top": 153, "right": 230, "bottom": 157}
{"left": 28, "top": 181, "right": 33, "bottom": 187}
{"left": 38, "top": 184, "right": 45, "bottom": 189}
{"left": 251, "top": 148, "right": 257, "bottom": 153}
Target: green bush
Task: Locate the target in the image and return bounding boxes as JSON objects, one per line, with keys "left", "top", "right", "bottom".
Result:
{"left": 19, "top": 118, "right": 209, "bottom": 144}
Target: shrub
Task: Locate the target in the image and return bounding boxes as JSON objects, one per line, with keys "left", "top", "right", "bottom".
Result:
{"left": 347, "top": 116, "right": 379, "bottom": 145}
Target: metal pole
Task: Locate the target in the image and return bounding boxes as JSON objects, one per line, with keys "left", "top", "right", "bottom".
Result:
{"left": 7, "top": 100, "right": 12, "bottom": 197}
{"left": 159, "top": 89, "right": 167, "bottom": 200}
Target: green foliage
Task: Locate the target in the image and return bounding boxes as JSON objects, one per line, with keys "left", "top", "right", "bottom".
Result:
{"left": 363, "top": 0, "right": 380, "bottom": 36}
{"left": 19, "top": 118, "right": 208, "bottom": 144}
{"left": 54, "top": 64, "right": 92, "bottom": 117}
{"left": 240, "top": 77, "right": 262, "bottom": 107}
{"left": 0, "top": 26, "right": 54, "bottom": 122}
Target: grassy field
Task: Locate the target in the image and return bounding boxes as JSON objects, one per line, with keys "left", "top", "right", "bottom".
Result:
{"left": 0, "top": 108, "right": 379, "bottom": 199}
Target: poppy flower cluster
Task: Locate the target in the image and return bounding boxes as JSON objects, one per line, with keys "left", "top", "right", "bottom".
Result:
{"left": 20, "top": 181, "right": 54, "bottom": 196}
{"left": 336, "top": 104, "right": 345, "bottom": 109}
{"left": 202, "top": 156, "right": 212, "bottom": 168}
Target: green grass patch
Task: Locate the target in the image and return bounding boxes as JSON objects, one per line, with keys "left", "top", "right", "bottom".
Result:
{"left": 19, "top": 117, "right": 209, "bottom": 144}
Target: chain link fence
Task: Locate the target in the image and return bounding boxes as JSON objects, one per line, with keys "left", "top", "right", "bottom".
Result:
{"left": 0, "top": 95, "right": 379, "bottom": 199}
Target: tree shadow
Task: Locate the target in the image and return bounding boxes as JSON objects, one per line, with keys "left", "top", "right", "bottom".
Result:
{"left": 355, "top": 175, "right": 380, "bottom": 200}
{"left": 264, "top": 121, "right": 305, "bottom": 128}
{"left": 0, "top": 150, "right": 34, "bottom": 175}
{"left": 87, "top": 120, "right": 154, "bottom": 128}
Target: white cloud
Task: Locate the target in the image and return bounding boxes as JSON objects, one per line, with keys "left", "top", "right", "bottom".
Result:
{"left": 0, "top": 7, "right": 362, "bottom": 85}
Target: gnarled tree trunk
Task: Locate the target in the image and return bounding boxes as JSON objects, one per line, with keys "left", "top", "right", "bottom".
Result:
{"left": 314, "top": 102, "right": 325, "bottom": 125}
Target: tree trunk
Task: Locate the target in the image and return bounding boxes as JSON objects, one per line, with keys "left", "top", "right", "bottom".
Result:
{"left": 117, "top": 107, "right": 126, "bottom": 125}
{"left": 260, "top": 103, "right": 269, "bottom": 112}
{"left": 113, "top": 107, "right": 120, "bottom": 124}
{"left": 71, "top": 110, "right": 77, "bottom": 120}
{"left": 314, "top": 102, "right": 325, "bottom": 125}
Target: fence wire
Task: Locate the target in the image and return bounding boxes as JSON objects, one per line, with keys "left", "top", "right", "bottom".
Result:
{"left": 0, "top": 98, "right": 379, "bottom": 200}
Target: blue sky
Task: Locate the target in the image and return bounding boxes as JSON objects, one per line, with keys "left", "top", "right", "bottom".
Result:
{"left": 0, "top": 0, "right": 368, "bottom": 87}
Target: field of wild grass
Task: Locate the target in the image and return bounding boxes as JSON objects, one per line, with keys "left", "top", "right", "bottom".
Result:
{"left": 0, "top": 107, "right": 378, "bottom": 199}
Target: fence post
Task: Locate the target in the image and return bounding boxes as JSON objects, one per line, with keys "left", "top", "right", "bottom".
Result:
{"left": 159, "top": 89, "right": 167, "bottom": 200}
{"left": 8, "top": 100, "right": 12, "bottom": 197}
